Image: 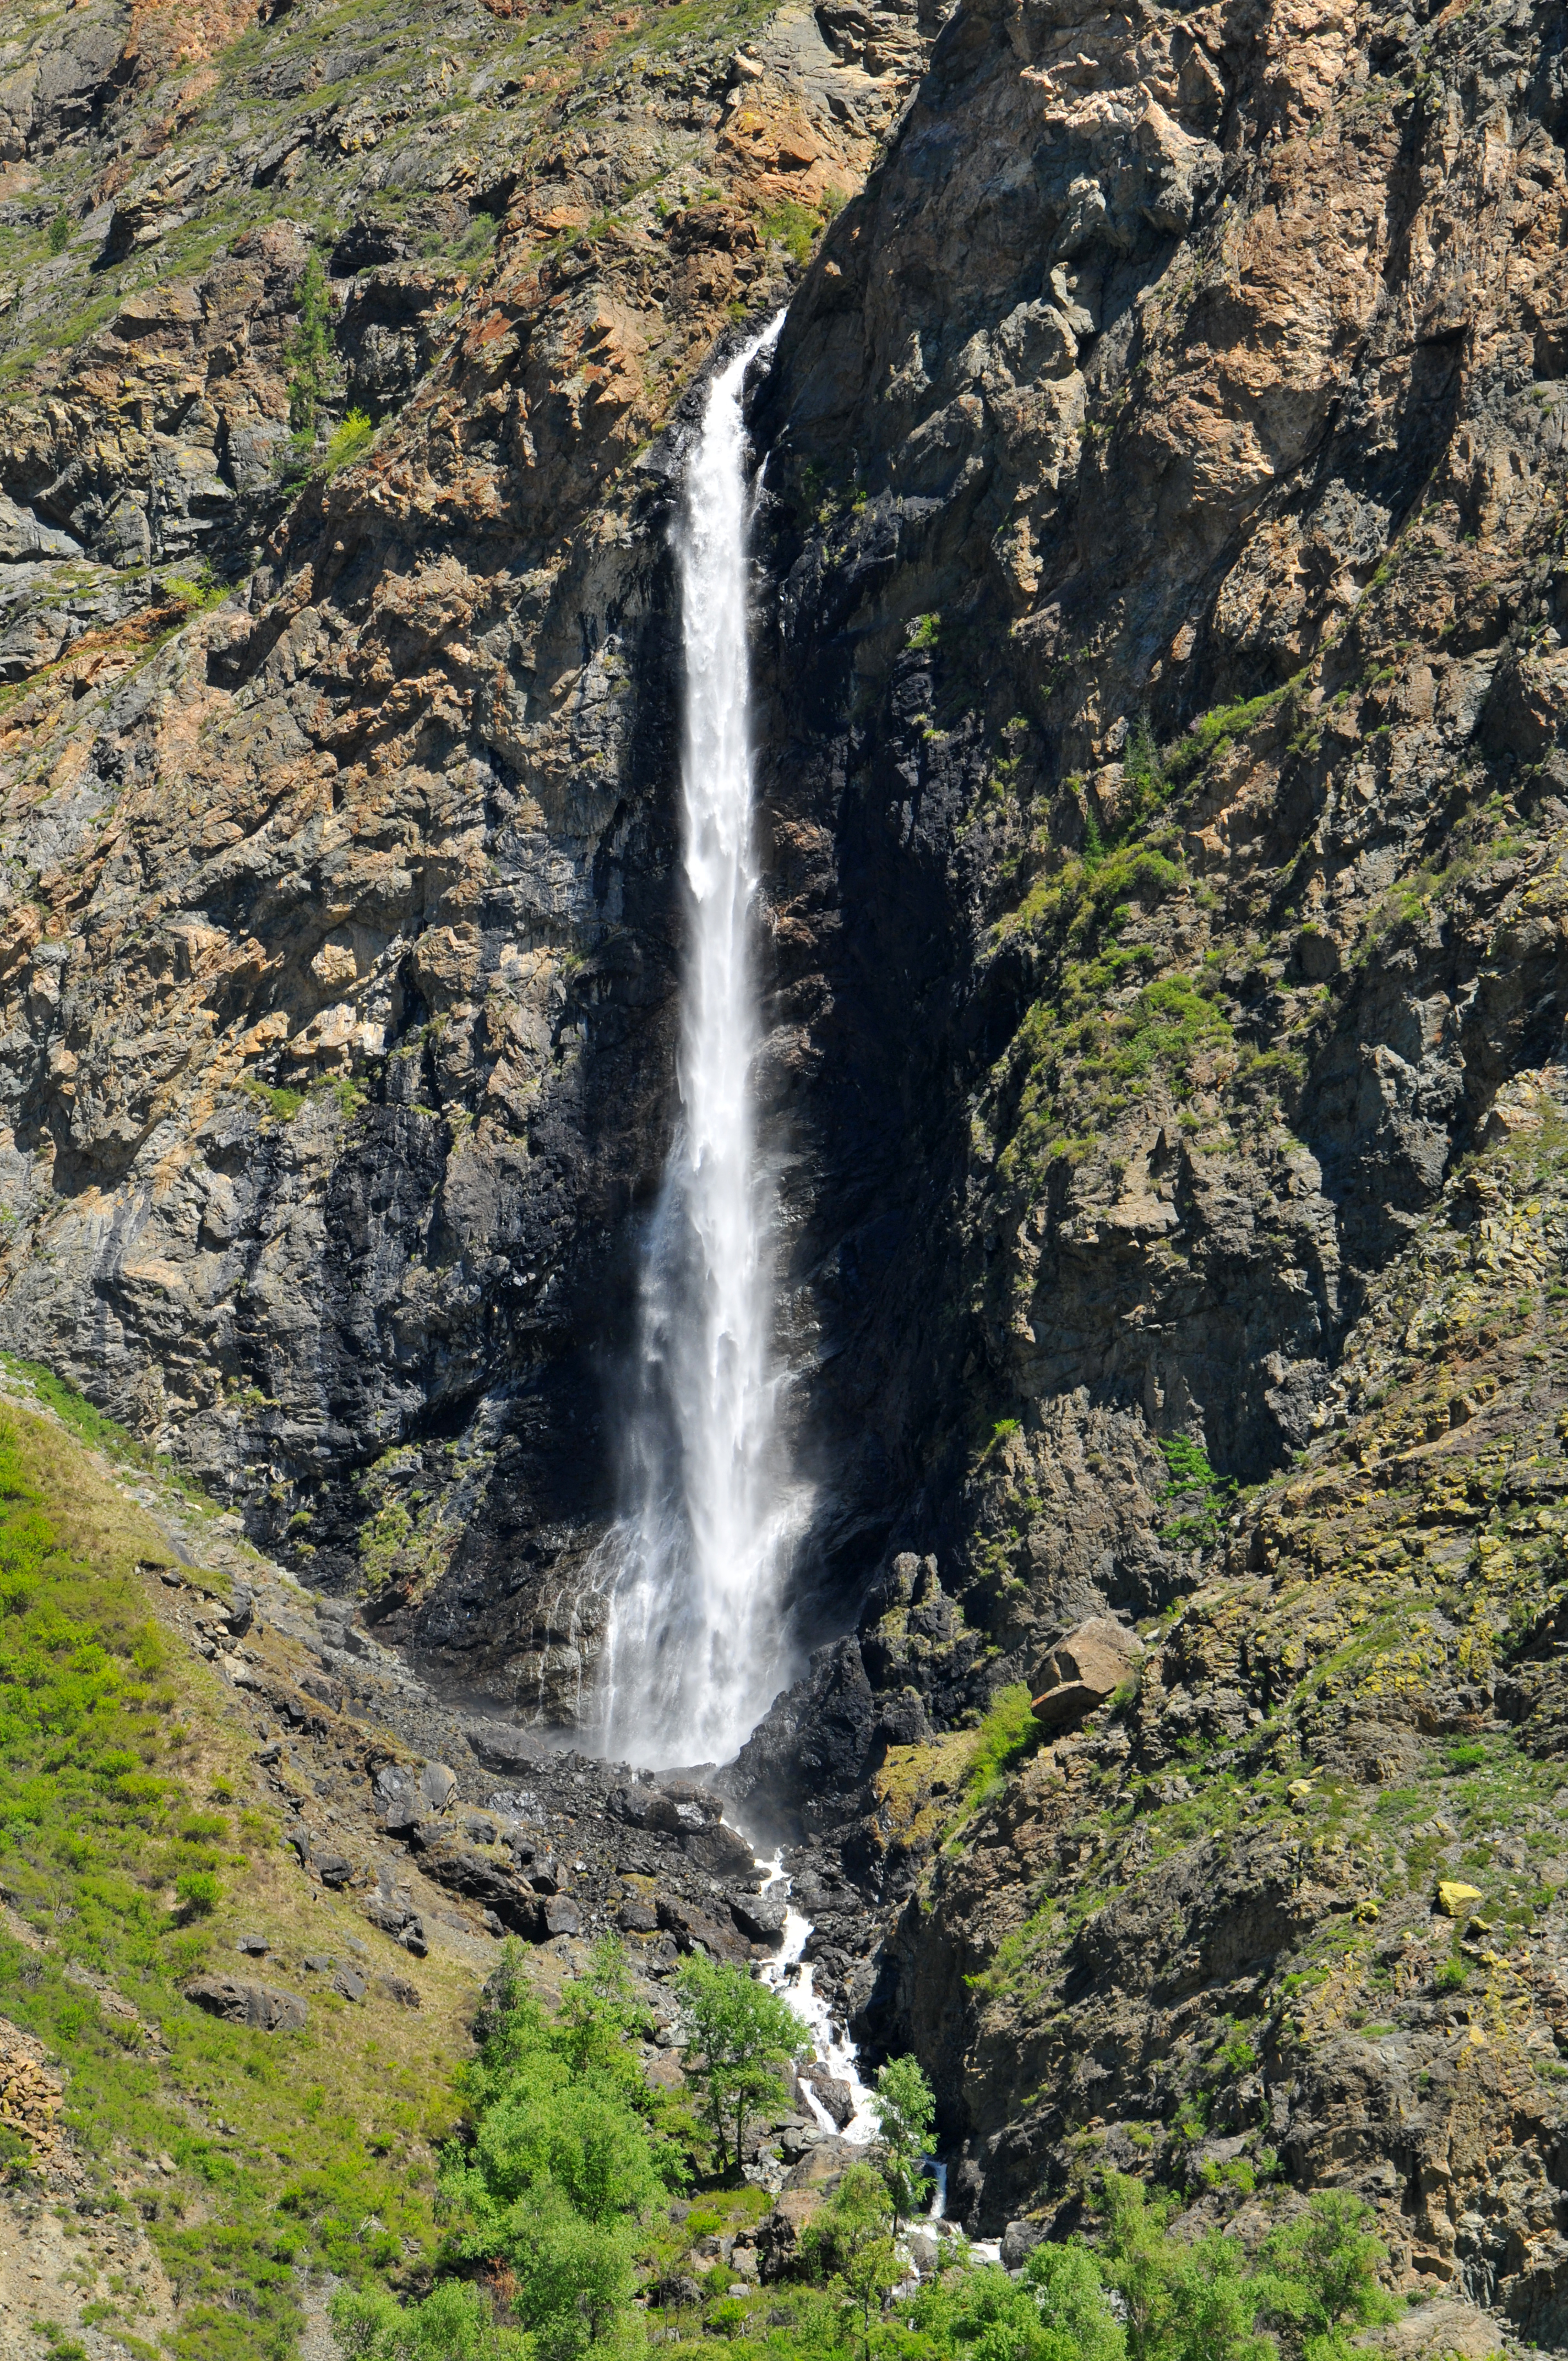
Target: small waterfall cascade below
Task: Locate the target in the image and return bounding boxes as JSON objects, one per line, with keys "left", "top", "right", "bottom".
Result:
{"left": 754, "top": 1851, "right": 879, "bottom": 2144}
{"left": 750, "top": 1843, "right": 977, "bottom": 2251}
{"left": 596, "top": 312, "right": 808, "bottom": 1770}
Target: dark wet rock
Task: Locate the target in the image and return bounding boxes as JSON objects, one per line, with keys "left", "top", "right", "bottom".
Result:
{"left": 680, "top": 1820, "right": 758, "bottom": 1880}
{"left": 730, "top": 1891, "right": 788, "bottom": 1946}
{"left": 799, "top": 2061, "right": 854, "bottom": 2129}
{"left": 656, "top": 1893, "right": 753, "bottom": 1965}
{"left": 464, "top": 1724, "right": 548, "bottom": 1775}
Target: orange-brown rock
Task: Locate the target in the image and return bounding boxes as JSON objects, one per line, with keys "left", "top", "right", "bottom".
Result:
{"left": 1031, "top": 1617, "right": 1142, "bottom": 1728}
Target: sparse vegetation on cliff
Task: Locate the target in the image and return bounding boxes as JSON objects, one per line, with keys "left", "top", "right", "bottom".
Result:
{"left": 0, "top": 1403, "right": 464, "bottom": 2361}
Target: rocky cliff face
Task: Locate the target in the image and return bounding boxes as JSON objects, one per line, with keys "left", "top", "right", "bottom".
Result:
{"left": 4, "top": 0, "right": 1568, "bottom": 2328}
{"left": 739, "top": 0, "right": 1568, "bottom": 1688}
{"left": 0, "top": 0, "right": 926, "bottom": 1711}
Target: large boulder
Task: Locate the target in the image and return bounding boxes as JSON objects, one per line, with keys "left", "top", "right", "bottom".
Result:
{"left": 183, "top": 1976, "right": 306, "bottom": 2032}
{"left": 730, "top": 1890, "right": 788, "bottom": 1945}
{"left": 364, "top": 1895, "right": 428, "bottom": 1956}
{"left": 1031, "top": 1619, "right": 1144, "bottom": 1731}
{"left": 417, "top": 1761, "right": 458, "bottom": 1814}
{"left": 682, "top": 1820, "right": 757, "bottom": 1879}
{"left": 608, "top": 1779, "right": 725, "bottom": 1834}
{"left": 656, "top": 1892, "right": 752, "bottom": 1963}
{"left": 755, "top": 2188, "right": 827, "bottom": 2282}
{"left": 1356, "top": 2300, "right": 1511, "bottom": 2359}
{"left": 462, "top": 1722, "right": 547, "bottom": 1775}
{"left": 408, "top": 1831, "right": 553, "bottom": 1934}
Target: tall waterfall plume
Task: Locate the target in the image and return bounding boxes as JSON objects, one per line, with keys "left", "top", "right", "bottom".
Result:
{"left": 597, "top": 315, "right": 804, "bottom": 1769}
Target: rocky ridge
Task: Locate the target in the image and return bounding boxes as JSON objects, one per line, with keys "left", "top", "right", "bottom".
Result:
{"left": 819, "top": 1073, "right": 1568, "bottom": 2343}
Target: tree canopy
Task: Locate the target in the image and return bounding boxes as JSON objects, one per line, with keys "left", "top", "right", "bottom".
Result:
{"left": 674, "top": 1951, "right": 806, "bottom": 2174}
{"left": 335, "top": 1941, "right": 1400, "bottom": 2361}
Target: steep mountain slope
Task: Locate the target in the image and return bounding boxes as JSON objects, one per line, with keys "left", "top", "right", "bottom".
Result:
{"left": 0, "top": 1382, "right": 482, "bottom": 2361}
{"left": 4, "top": 0, "right": 1568, "bottom": 2334}
{"left": 0, "top": 0, "right": 926, "bottom": 1695}
{"left": 855, "top": 1079, "right": 1568, "bottom": 2337}
{"left": 737, "top": 0, "right": 1568, "bottom": 1724}
{"left": 0, "top": 1373, "right": 856, "bottom": 2361}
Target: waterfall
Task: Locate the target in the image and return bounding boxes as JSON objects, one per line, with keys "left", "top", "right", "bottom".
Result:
{"left": 597, "top": 315, "right": 804, "bottom": 1769}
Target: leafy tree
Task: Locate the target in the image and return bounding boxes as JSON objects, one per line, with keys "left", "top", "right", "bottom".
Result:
{"left": 333, "top": 2280, "right": 529, "bottom": 2361}
{"left": 1257, "top": 2191, "right": 1399, "bottom": 2359}
{"left": 1022, "top": 2240, "right": 1128, "bottom": 2361}
{"left": 911, "top": 2240, "right": 1126, "bottom": 2361}
{"left": 872, "top": 2054, "right": 936, "bottom": 2226}
{"left": 286, "top": 248, "right": 335, "bottom": 437}
{"left": 807, "top": 2163, "right": 901, "bottom": 2361}
{"left": 556, "top": 1932, "right": 654, "bottom": 2081}
{"left": 1156, "top": 1435, "right": 1237, "bottom": 1552}
{"left": 1159, "top": 2231, "right": 1277, "bottom": 2361}
{"left": 1101, "top": 2176, "right": 1272, "bottom": 2361}
{"left": 47, "top": 209, "right": 70, "bottom": 254}
{"left": 358, "top": 1937, "right": 679, "bottom": 2359}
{"left": 673, "top": 1952, "right": 805, "bottom": 2174}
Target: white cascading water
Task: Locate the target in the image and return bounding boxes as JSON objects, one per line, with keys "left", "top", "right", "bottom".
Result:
{"left": 755, "top": 1852, "right": 879, "bottom": 2142}
{"left": 753, "top": 1846, "right": 967, "bottom": 2250}
{"left": 596, "top": 314, "right": 805, "bottom": 1770}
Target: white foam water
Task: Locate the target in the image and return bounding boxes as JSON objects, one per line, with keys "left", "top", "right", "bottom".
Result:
{"left": 754, "top": 1852, "right": 880, "bottom": 2142}
{"left": 595, "top": 313, "right": 808, "bottom": 1769}
{"left": 751, "top": 1847, "right": 957, "bottom": 2253}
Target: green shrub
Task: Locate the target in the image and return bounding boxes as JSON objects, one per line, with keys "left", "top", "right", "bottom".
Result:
{"left": 175, "top": 1869, "right": 219, "bottom": 1918}
{"left": 1161, "top": 676, "right": 1306, "bottom": 790}
{"left": 1158, "top": 1435, "right": 1237, "bottom": 1552}
{"left": 325, "top": 407, "right": 375, "bottom": 472}
{"left": 760, "top": 198, "right": 821, "bottom": 264}
{"left": 333, "top": 2280, "right": 529, "bottom": 2361}
{"left": 961, "top": 1684, "right": 1039, "bottom": 1817}
{"left": 286, "top": 249, "right": 335, "bottom": 437}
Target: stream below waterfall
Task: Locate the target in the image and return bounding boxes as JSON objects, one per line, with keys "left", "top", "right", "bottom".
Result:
{"left": 746, "top": 1840, "right": 995, "bottom": 2257}
{"left": 755, "top": 1852, "right": 880, "bottom": 2144}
